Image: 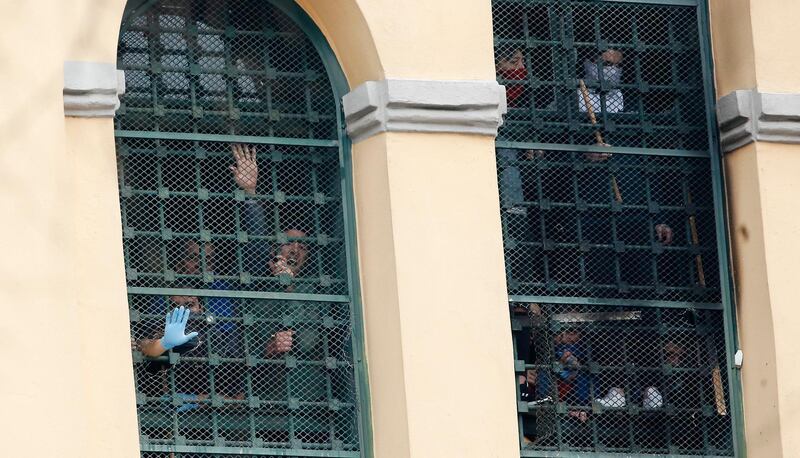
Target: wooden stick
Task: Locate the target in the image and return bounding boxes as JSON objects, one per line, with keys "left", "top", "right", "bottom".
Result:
{"left": 712, "top": 366, "right": 728, "bottom": 416}
{"left": 578, "top": 79, "right": 605, "bottom": 145}
{"left": 578, "top": 79, "right": 622, "bottom": 203}
{"left": 687, "top": 192, "right": 706, "bottom": 287}
{"left": 610, "top": 176, "right": 623, "bottom": 204}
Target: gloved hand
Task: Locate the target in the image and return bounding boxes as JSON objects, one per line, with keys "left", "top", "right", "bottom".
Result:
{"left": 160, "top": 306, "right": 199, "bottom": 350}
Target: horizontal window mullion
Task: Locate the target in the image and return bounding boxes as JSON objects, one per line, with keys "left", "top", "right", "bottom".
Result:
{"left": 140, "top": 444, "right": 360, "bottom": 457}
{"left": 115, "top": 130, "right": 339, "bottom": 148}
{"left": 508, "top": 295, "right": 722, "bottom": 310}
{"left": 127, "top": 286, "right": 350, "bottom": 303}
{"left": 494, "top": 141, "right": 709, "bottom": 158}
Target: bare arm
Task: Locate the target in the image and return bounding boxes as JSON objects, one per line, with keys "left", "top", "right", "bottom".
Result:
{"left": 138, "top": 338, "right": 167, "bottom": 357}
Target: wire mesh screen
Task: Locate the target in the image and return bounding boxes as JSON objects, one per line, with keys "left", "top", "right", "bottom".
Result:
{"left": 513, "top": 303, "right": 733, "bottom": 455}
{"left": 117, "top": 0, "right": 337, "bottom": 139}
{"left": 117, "top": 139, "right": 348, "bottom": 295}
{"left": 131, "top": 294, "right": 359, "bottom": 454}
{"left": 117, "top": 1, "right": 363, "bottom": 456}
{"left": 494, "top": 0, "right": 707, "bottom": 151}
{"left": 493, "top": 0, "right": 737, "bottom": 455}
{"left": 499, "top": 148, "right": 720, "bottom": 302}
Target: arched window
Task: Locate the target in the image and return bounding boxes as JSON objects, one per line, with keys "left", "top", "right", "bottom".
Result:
{"left": 492, "top": 0, "right": 741, "bottom": 455}
{"left": 116, "top": 1, "right": 368, "bottom": 456}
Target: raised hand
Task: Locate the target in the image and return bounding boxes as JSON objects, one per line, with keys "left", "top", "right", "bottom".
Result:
{"left": 160, "top": 306, "right": 199, "bottom": 350}
{"left": 266, "top": 330, "right": 294, "bottom": 356}
{"left": 229, "top": 144, "right": 258, "bottom": 195}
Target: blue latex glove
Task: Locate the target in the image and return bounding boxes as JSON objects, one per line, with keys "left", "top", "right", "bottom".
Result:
{"left": 160, "top": 306, "right": 199, "bottom": 350}
{"left": 175, "top": 393, "right": 201, "bottom": 412}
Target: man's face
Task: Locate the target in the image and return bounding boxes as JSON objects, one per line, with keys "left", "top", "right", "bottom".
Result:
{"left": 600, "top": 49, "right": 623, "bottom": 65}
{"left": 554, "top": 329, "right": 581, "bottom": 345}
{"left": 269, "top": 229, "right": 309, "bottom": 276}
{"left": 497, "top": 50, "right": 525, "bottom": 72}
{"left": 170, "top": 295, "right": 203, "bottom": 314}
{"left": 664, "top": 342, "right": 686, "bottom": 366}
{"left": 179, "top": 241, "right": 215, "bottom": 275}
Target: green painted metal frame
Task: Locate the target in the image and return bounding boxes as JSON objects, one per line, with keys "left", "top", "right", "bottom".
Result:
{"left": 116, "top": 0, "right": 374, "bottom": 456}
{"left": 496, "top": 0, "right": 746, "bottom": 456}
{"left": 264, "top": 3, "right": 375, "bottom": 457}
{"left": 695, "top": 1, "right": 746, "bottom": 456}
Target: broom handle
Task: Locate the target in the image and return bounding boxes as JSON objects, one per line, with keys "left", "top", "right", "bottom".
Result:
{"left": 687, "top": 191, "right": 707, "bottom": 287}
{"left": 578, "top": 79, "right": 621, "bottom": 203}
{"left": 578, "top": 79, "right": 606, "bottom": 145}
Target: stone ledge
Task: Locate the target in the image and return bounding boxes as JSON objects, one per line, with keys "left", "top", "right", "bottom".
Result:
{"left": 63, "top": 61, "right": 126, "bottom": 118}
{"left": 343, "top": 79, "right": 507, "bottom": 143}
{"left": 718, "top": 89, "right": 800, "bottom": 152}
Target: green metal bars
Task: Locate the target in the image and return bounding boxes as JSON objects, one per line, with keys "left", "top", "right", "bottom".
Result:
{"left": 493, "top": 0, "right": 739, "bottom": 456}
{"left": 116, "top": 1, "right": 366, "bottom": 456}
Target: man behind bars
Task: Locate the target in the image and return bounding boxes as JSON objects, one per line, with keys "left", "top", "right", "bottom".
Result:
{"left": 134, "top": 296, "right": 244, "bottom": 412}
{"left": 229, "top": 144, "right": 354, "bottom": 443}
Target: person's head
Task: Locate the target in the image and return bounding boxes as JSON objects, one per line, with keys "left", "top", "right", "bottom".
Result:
{"left": 600, "top": 49, "right": 623, "bottom": 65}
{"left": 497, "top": 48, "right": 525, "bottom": 73}
{"left": 664, "top": 341, "right": 686, "bottom": 366}
{"left": 177, "top": 241, "right": 215, "bottom": 275}
{"left": 169, "top": 295, "right": 203, "bottom": 315}
{"left": 554, "top": 327, "right": 581, "bottom": 345}
{"left": 268, "top": 228, "right": 309, "bottom": 276}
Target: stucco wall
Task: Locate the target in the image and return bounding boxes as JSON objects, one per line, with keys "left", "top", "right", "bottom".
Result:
{"left": 0, "top": 0, "right": 138, "bottom": 456}
{"left": 711, "top": 0, "right": 800, "bottom": 94}
{"left": 750, "top": 143, "right": 800, "bottom": 455}
{"left": 297, "top": 0, "right": 496, "bottom": 86}
{"left": 723, "top": 145, "right": 782, "bottom": 457}
{"left": 711, "top": 0, "right": 800, "bottom": 456}
{"left": 352, "top": 133, "right": 518, "bottom": 457}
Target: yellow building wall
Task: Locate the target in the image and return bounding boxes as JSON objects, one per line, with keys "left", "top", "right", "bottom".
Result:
{"left": 297, "top": 0, "right": 496, "bottom": 86}
{"left": 0, "top": 0, "right": 515, "bottom": 457}
{"left": 6, "top": 0, "right": 795, "bottom": 456}
{"left": 711, "top": 0, "right": 800, "bottom": 456}
{"left": 723, "top": 145, "right": 782, "bottom": 457}
{"left": 300, "top": 1, "right": 519, "bottom": 456}
{"left": 748, "top": 143, "right": 800, "bottom": 455}
{"left": 0, "top": 0, "right": 138, "bottom": 456}
{"left": 352, "top": 133, "right": 518, "bottom": 457}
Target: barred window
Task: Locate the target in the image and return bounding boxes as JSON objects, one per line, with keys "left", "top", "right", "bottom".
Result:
{"left": 493, "top": 0, "right": 739, "bottom": 455}
{"left": 117, "top": 1, "right": 366, "bottom": 456}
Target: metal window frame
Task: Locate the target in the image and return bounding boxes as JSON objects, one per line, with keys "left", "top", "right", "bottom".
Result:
{"left": 494, "top": 0, "right": 746, "bottom": 456}
{"left": 115, "top": 0, "right": 374, "bottom": 456}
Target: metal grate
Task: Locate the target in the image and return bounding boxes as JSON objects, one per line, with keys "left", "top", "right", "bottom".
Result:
{"left": 493, "top": 0, "right": 738, "bottom": 455}
{"left": 513, "top": 303, "right": 733, "bottom": 455}
{"left": 118, "top": 0, "right": 337, "bottom": 140}
{"left": 498, "top": 148, "right": 720, "bottom": 303}
{"left": 494, "top": 0, "right": 708, "bottom": 152}
{"left": 117, "top": 1, "right": 364, "bottom": 456}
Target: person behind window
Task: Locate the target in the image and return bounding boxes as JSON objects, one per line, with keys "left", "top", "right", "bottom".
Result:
{"left": 495, "top": 47, "right": 528, "bottom": 215}
{"left": 134, "top": 299, "right": 245, "bottom": 412}
{"left": 230, "top": 144, "right": 351, "bottom": 443}
{"left": 578, "top": 49, "right": 624, "bottom": 114}
{"left": 175, "top": 240, "right": 237, "bottom": 331}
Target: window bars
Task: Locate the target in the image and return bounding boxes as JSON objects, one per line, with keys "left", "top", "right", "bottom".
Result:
{"left": 493, "top": 0, "right": 737, "bottom": 455}
{"left": 117, "top": 1, "right": 363, "bottom": 456}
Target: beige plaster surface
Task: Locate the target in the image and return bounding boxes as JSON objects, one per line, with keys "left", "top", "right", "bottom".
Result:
{"left": 709, "top": 0, "right": 756, "bottom": 96}
{"left": 748, "top": 0, "right": 800, "bottom": 93}
{"left": 297, "top": 0, "right": 495, "bottom": 86}
{"left": 747, "top": 143, "right": 800, "bottom": 455}
{"left": 711, "top": 0, "right": 800, "bottom": 94}
{"left": 352, "top": 133, "right": 518, "bottom": 458}
{"left": 724, "top": 145, "right": 782, "bottom": 457}
{"left": 711, "top": 1, "right": 800, "bottom": 455}
{"left": 0, "top": 0, "right": 138, "bottom": 456}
